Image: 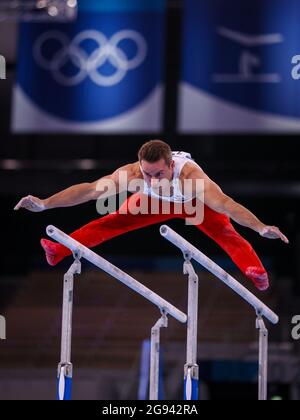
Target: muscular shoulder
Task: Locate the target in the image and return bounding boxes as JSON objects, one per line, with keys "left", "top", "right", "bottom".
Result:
{"left": 180, "top": 161, "right": 206, "bottom": 180}
{"left": 113, "top": 162, "right": 142, "bottom": 178}
{"left": 130, "top": 161, "right": 143, "bottom": 179}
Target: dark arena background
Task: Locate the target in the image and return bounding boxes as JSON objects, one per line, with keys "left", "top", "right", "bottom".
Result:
{"left": 0, "top": 0, "right": 300, "bottom": 402}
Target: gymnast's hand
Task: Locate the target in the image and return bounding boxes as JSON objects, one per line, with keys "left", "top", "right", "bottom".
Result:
{"left": 14, "top": 195, "right": 46, "bottom": 212}
{"left": 259, "top": 225, "right": 289, "bottom": 244}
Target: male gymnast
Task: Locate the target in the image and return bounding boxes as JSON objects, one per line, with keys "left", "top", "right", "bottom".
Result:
{"left": 14, "top": 140, "right": 289, "bottom": 291}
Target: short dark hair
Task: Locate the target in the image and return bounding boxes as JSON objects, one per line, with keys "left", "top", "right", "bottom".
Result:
{"left": 138, "top": 140, "right": 172, "bottom": 166}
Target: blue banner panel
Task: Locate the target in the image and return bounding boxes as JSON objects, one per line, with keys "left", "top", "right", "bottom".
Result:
{"left": 179, "top": 0, "right": 300, "bottom": 133}
{"left": 12, "top": 0, "right": 166, "bottom": 133}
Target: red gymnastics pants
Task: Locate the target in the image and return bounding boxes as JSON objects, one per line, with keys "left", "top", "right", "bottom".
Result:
{"left": 41, "top": 194, "right": 269, "bottom": 291}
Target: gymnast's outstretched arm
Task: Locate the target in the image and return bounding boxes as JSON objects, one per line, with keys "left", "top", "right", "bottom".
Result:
{"left": 186, "top": 164, "right": 289, "bottom": 244}
{"left": 14, "top": 163, "right": 137, "bottom": 212}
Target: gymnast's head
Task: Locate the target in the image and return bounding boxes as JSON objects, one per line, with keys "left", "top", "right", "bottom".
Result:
{"left": 138, "top": 140, "right": 175, "bottom": 187}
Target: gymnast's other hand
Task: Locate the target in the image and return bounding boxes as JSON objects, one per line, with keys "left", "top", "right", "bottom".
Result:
{"left": 14, "top": 195, "right": 46, "bottom": 212}
{"left": 259, "top": 225, "right": 289, "bottom": 244}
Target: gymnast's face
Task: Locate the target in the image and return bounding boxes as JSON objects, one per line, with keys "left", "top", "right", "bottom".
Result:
{"left": 140, "top": 159, "right": 175, "bottom": 189}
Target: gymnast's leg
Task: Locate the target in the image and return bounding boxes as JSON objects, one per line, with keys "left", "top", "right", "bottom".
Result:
{"left": 41, "top": 194, "right": 178, "bottom": 266}
{"left": 186, "top": 204, "right": 269, "bottom": 290}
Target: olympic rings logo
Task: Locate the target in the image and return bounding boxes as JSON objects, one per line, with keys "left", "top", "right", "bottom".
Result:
{"left": 33, "top": 29, "right": 148, "bottom": 87}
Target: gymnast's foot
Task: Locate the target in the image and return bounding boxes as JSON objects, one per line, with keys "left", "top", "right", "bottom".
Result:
{"left": 40, "top": 239, "right": 69, "bottom": 266}
{"left": 245, "top": 267, "right": 270, "bottom": 291}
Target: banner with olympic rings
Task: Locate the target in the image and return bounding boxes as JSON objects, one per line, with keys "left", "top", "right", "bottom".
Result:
{"left": 179, "top": 0, "right": 300, "bottom": 133}
{"left": 12, "top": 0, "right": 166, "bottom": 133}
